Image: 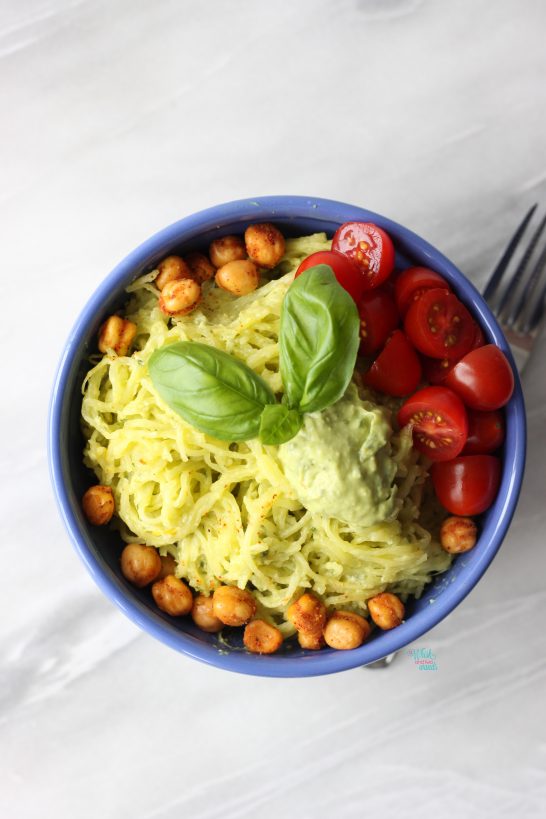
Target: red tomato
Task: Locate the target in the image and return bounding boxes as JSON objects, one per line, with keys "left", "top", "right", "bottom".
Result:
{"left": 463, "top": 410, "right": 505, "bottom": 454}
{"left": 394, "top": 267, "right": 450, "bottom": 316}
{"left": 431, "top": 455, "right": 501, "bottom": 515}
{"left": 421, "top": 355, "right": 455, "bottom": 385}
{"left": 472, "top": 324, "right": 486, "bottom": 350}
{"left": 404, "top": 289, "right": 477, "bottom": 360}
{"left": 296, "top": 250, "right": 365, "bottom": 305}
{"left": 398, "top": 386, "right": 468, "bottom": 461}
{"left": 445, "top": 345, "right": 515, "bottom": 410}
{"left": 332, "top": 222, "right": 395, "bottom": 290}
{"left": 421, "top": 322, "right": 485, "bottom": 385}
{"left": 364, "top": 330, "right": 421, "bottom": 397}
{"left": 359, "top": 288, "right": 399, "bottom": 355}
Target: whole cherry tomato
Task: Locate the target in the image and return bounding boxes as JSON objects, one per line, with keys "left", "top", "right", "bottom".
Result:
{"left": 359, "top": 288, "right": 399, "bottom": 355}
{"left": 404, "top": 289, "right": 477, "bottom": 360}
{"left": 394, "top": 267, "right": 450, "bottom": 316}
{"left": 431, "top": 455, "right": 501, "bottom": 515}
{"left": 463, "top": 410, "right": 505, "bottom": 454}
{"left": 296, "top": 250, "right": 365, "bottom": 305}
{"left": 445, "top": 345, "right": 515, "bottom": 410}
{"left": 398, "top": 386, "right": 468, "bottom": 461}
{"left": 364, "top": 330, "right": 422, "bottom": 397}
{"left": 332, "top": 222, "right": 395, "bottom": 290}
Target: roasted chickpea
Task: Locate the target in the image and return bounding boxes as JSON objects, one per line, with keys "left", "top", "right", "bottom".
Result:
{"left": 158, "top": 554, "right": 177, "bottom": 580}
{"left": 440, "top": 516, "right": 478, "bottom": 554}
{"left": 159, "top": 278, "right": 201, "bottom": 316}
{"left": 244, "top": 223, "right": 285, "bottom": 269}
{"left": 297, "top": 630, "right": 325, "bottom": 650}
{"left": 98, "top": 316, "right": 137, "bottom": 356}
{"left": 209, "top": 235, "right": 246, "bottom": 268}
{"left": 212, "top": 585, "right": 257, "bottom": 626}
{"left": 243, "top": 620, "right": 283, "bottom": 654}
{"left": 323, "top": 611, "right": 371, "bottom": 650}
{"left": 120, "top": 544, "right": 161, "bottom": 588}
{"left": 215, "top": 260, "right": 259, "bottom": 296}
{"left": 82, "top": 485, "right": 115, "bottom": 525}
{"left": 155, "top": 255, "right": 192, "bottom": 290}
{"left": 151, "top": 575, "right": 193, "bottom": 616}
{"left": 184, "top": 251, "right": 215, "bottom": 284}
{"left": 191, "top": 594, "right": 223, "bottom": 633}
{"left": 367, "top": 593, "right": 405, "bottom": 630}
{"left": 287, "top": 593, "right": 327, "bottom": 635}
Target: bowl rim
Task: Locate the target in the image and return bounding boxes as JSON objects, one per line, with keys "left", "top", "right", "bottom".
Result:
{"left": 48, "top": 195, "right": 526, "bottom": 677}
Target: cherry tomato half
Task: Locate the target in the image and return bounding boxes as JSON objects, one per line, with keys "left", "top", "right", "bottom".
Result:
{"left": 404, "top": 288, "right": 477, "bottom": 360}
{"left": 332, "top": 222, "right": 395, "bottom": 290}
{"left": 398, "top": 386, "right": 468, "bottom": 461}
{"left": 296, "top": 250, "right": 365, "bottom": 305}
{"left": 472, "top": 324, "right": 486, "bottom": 350}
{"left": 359, "top": 288, "right": 399, "bottom": 355}
{"left": 364, "top": 330, "right": 421, "bottom": 397}
{"left": 463, "top": 410, "right": 505, "bottom": 454}
{"left": 431, "top": 455, "right": 501, "bottom": 515}
{"left": 421, "top": 322, "right": 486, "bottom": 385}
{"left": 421, "top": 355, "right": 455, "bottom": 385}
{"left": 445, "top": 344, "right": 515, "bottom": 410}
{"left": 394, "top": 267, "right": 450, "bottom": 316}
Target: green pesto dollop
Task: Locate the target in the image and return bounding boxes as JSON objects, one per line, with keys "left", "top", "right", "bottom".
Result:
{"left": 278, "top": 384, "right": 399, "bottom": 528}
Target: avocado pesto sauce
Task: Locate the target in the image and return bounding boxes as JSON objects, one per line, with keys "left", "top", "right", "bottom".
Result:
{"left": 278, "top": 384, "right": 402, "bottom": 528}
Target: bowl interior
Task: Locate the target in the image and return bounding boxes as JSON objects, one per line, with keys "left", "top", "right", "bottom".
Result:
{"left": 50, "top": 197, "right": 526, "bottom": 676}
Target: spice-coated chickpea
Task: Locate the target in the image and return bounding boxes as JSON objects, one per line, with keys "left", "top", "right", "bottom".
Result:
{"left": 367, "top": 593, "right": 405, "bottom": 630}
{"left": 82, "top": 485, "right": 115, "bottom": 525}
{"left": 244, "top": 223, "right": 285, "bottom": 269}
{"left": 243, "top": 620, "right": 284, "bottom": 654}
{"left": 98, "top": 316, "right": 137, "bottom": 356}
{"left": 212, "top": 585, "right": 257, "bottom": 626}
{"left": 323, "top": 611, "right": 371, "bottom": 650}
{"left": 151, "top": 575, "right": 193, "bottom": 616}
{"left": 297, "top": 630, "right": 324, "bottom": 650}
{"left": 155, "top": 255, "right": 192, "bottom": 290}
{"left": 215, "top": 260, "right": 259, "bottom": 296}
{"left": 191, "top": 595, "right": 223, "bottom": 633}
{"left": 287, "top": 593, "right": 327, "bottom": 635}
{"left": 209, "top": 235, "right": 247, "bottom": 268}
{"left": 440, "top": 516, "right": 478, "bottom": 554}
{"left": 158, "top": 554, "right": 177, "bottom": 580}
{"left": 120, "top": 543, "right": 162, "bottom": 588}
{"left": 159, "top": 278, "right": 201, "bottom": 317}
{"left": 184, "top": 251, "right": 215, "bottom": 284}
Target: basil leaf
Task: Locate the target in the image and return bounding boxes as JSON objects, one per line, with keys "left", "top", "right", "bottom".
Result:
{"left": 259, "top": 404, "right": 303, "bottom": 445}
{"left": 280, "top": 265, "right": 360, "bottom": 414}
{"left": 148, "top": 341, "right": 275, "bottom": 441}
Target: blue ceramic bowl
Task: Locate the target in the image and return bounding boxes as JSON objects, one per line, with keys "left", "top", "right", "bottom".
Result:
{"left": 48, "top": 196, "right": 526, "bottom": 677}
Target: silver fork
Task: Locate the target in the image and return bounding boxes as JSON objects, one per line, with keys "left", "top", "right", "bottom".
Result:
{"left": 366, "top": 204, "right": 546, "bottom": 669}
{"left": 483, "top": 203, "right": 546, "bottom": 373}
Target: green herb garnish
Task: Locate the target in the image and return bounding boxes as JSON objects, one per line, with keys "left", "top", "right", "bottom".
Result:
{"left": 148, "top": 266, "right": 359, "bottom": 445}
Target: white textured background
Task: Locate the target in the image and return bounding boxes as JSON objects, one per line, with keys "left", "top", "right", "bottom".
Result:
{"left": 2, "top": 1, "right": 546, "bottom": 817}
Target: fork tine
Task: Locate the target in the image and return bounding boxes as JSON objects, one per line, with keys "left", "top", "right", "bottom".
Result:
{"left": 522, "top": 268, "right": 546, "bottom": 334}
{"left": 482, "top": 203, "right": 537, "bottom": 303}
{"left": 508, "top": 225, "right": 546, "bottom": 328}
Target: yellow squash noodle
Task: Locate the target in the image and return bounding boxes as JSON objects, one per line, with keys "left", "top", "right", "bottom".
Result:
{"left": 82, "top": 233, "right": 451, "bottom": 633}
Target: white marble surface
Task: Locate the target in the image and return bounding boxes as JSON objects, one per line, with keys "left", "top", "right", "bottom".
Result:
{"left": 2, "top": 0, "right": 546, "bottom": 816}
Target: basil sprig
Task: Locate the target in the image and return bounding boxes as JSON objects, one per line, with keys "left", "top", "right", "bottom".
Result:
{"left": 280, "top": 265, "right": 360, "bottom": 413}
{"left": 148, "top": 265, "right": 360, "bottom": 445}
{"left": 259, "top": 404, "right": 303, "bottom": 445}
{"left": 148, "top": 342, "right": 275, "bottom": 441}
